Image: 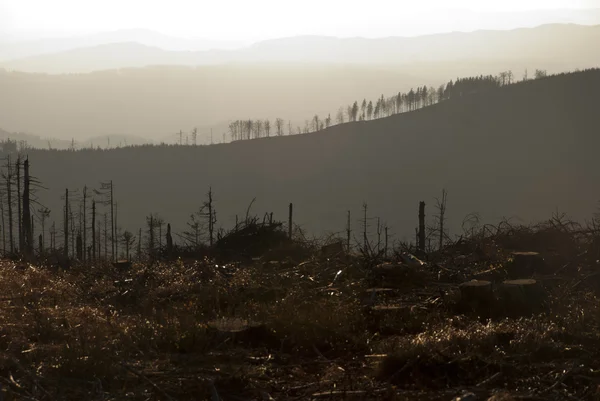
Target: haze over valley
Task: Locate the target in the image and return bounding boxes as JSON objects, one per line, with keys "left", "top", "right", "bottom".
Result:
{"left": 0, "top": 0, "right": 599, "bottom": 241}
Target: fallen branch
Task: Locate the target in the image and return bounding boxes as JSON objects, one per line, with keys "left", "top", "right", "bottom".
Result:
{"left": 476, "top": 372, "right": 502, "bottom": 387}
{"left": 120, "top": 363, "right": 177, "bottom": 401}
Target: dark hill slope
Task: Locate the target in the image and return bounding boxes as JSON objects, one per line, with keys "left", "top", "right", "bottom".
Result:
{"left": 24, "top": 69, "right": 600, "bottom": 244}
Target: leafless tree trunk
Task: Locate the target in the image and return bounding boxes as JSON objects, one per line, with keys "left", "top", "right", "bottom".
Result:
{"left": 362, "top": 203, "right": 368, "bottom": 251}
{"left": 64, "top": 189, "right": 69, "bottom": 259}
{"left": 137, "top": 227, "right": 142, "bottom": 261}
{"left": 5, "top": 156, "right": 14, "bottom": 254}
{"left": 288, "top": 203, "right": 293, "bottom": 240}
{"left": 16, "top": 156, "right": 22, "bottom": 253}
{"left": 166, "top": 223, "right": 173, "bottom": 256}
{"left": 418, "top": 201, "right": 426, "bottom": 253}
{"left": 436, "top": 189, "right": 448, "bottom": 251}
{"left": 147, "top": 214, "right": 156, "bottom": 258}
{"left": 346, "top": 210, "right": 351, "bottom": 253}
{"left": 0, "top": 192, "right": 5, "bottom": 256}
{"left": 22, "top": 158, "right": 33, "bottom": 256}
{"left": 114, "top": 202, "right": 118, "bottom": 259}
{"left": 207, "top": 188, "right": 214, "bottom": 247}
{"left": 83, "top": 186, "right": 87, "bottom": 263}
{"left": 110, "top": 182, "right": 114, "bottom": 261}
{"left": 91, "top": 200, "right": 96, "bottom": 261}
{"left": 104, "top": 212, "right": 108, "bottom": 260}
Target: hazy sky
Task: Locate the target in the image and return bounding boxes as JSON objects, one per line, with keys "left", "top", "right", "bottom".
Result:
{"left": 1, "top": 0, "right": 599, "bottom": 41}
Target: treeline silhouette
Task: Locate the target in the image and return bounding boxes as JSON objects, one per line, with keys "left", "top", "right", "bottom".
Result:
{"left": 224, "top": 69, "right": 550, "bottom": 142}
{"left": 0, "top": 68, "right": 554, "bottom": 150}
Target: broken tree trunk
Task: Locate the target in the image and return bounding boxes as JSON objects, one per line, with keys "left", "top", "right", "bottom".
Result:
{"left": 458, "top": 280, "right": 494, "bottom": 314}
{"left": 499, "top": 279, "right": 544, "bottom": 316}
{"left": 507, "top": 251, "right": 544, "bottom": 279}
{"left": 418, "top": 201, "right": 425, "bottom": 254}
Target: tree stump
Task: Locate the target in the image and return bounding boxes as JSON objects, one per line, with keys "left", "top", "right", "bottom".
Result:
{"left": 499, "top": 279, "right": 544, "bottom": 316}
{"left": 507, "top": 252, "right": 544, "bottom": 279}
{"left": 458, "top": 280, "right": 494, "bottom": 314}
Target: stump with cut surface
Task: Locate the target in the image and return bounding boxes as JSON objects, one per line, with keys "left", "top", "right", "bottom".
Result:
{"left": 507, "top": 252, "right": 544, "bottom": 279}
{"left": 362, "top": 288, "right": 396, "bottom": 306}
{"left": 458, "top": 280, "right": 494, "bottom": 315}
{"left": 499, "top": 279, "right": 545, "bottom": 316}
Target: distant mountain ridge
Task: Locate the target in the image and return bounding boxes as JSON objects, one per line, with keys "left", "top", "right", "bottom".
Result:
{"left": 0, "top": 28, "right": 247, "bottom": 62}
{"left": 2, "top": 23, "right": 599, "bottom": 74}
{"left": 1, "top": 6, "right": 599, "bottom": 61}
{"left": 0, "top": 128, "right": 154, "bottom": 150}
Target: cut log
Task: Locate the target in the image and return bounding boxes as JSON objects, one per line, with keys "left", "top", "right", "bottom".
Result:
{"left": 499, "top": 279, "right": 544, "bottom": 315}
{"left": 112, "top": 260, "right": 132, "bottom": 270}
{"left": 371, "top": 263, "right": 429, "bottom": 288}
{"left": 507, "top": 251, "right": 544, "bottom": 279}
{"left": 207, "top": 318, "right": 278, "bottom": 348}
{"left": 362, "top": 288, "right": 396, "bottom": 306}
{"left": 458, "top": 280, "right": 494, "bottom": 314}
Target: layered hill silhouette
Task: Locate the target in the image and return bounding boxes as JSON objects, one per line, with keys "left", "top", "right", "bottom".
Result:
{"left": 15, "top": 69, "right": 600, "bottom": 244}
{"left": 0, "top": 65, "right": 423, "bottom": 142}
{"left": 2, "top": 24, "right": 599, "bottom": 74}
{"left": 2, "top": 24, "right": 598, "bottom": 144}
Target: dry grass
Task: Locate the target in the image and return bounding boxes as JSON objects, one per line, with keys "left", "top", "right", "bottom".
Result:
{"left": 1, "top": 222, "right": 600, "bottom": 400}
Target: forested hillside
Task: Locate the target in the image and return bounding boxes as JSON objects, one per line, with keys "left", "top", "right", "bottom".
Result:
{"left": 4, "top": 68, "right": 600, "bottom": 249}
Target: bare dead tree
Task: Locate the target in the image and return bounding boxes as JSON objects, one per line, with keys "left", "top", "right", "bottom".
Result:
{"left": 22, "top": 158, "right": 33, "bottom": 256}
{"left": 155, "top": 215, "right": 165, "bottom": 249}
{"left": 0, "top": 191, "right": 5, "bottom": 255}
{"left": 137, "top": 228, "right": 142, "bottom": 261}
{"left": 275, "top": 118, "right": 284, "bottom": 136}
{"left": 362, "top": 202, "right": 368, "bottom": 250}
{"left": 16, "top": 156, "right": 22, "bottom": 252}
{"left": 166, "top": 223, "right": 173, "bottom": 256}
{"left": 62, "top": 189, "right": 69, "bottom": 258}
{"left": 50, "top": 221, "right": 56, "bottom": 252}
{"left": 91, "top": 200, "right": 96, "bottom": 261}
{"left": 384, "top": 225, "right": 389, "bottom": 258}
{"left": 146, "top": 214, "right": 157, "bottom": 258}
{"left": 3, "top": 156, "right": 14, "bottom": 254}
{"left": 435, "top": 189, "right": 448, "bottom": 251}
{"left": 288, "top": 203, "right": 293, "bottom": 240}
{"left": 82, "top": 186, "right": 87, "bottom": 263}
{"left": 95, "top": 181, "right": 115, "bottom": 261}
{"left": 38, "top": 207, "right": 50, "bottom": 255}
{"left": 103, "top": 212, "right": 108, "bottom": 260}
{"left": 346, "top": 210, "right": 351, "bottom": 253}
{"left": 206, "top": 188, "right": 215, "bottom": 247}
{"left": 121, "top": 230, "right": 135, "bottom": 260}
{"left": 376, "top": 217, "right": 382, "bottom": 253}
{"left": 114, "top": 202, "right": 118, "bottom": 258}
{"left": 418, "top": 201, "right": 426, "bottom": 253}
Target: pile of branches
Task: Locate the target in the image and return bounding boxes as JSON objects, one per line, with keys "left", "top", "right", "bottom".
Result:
{"left": 213, "top": 216, "right": 310, "bottom": 263}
